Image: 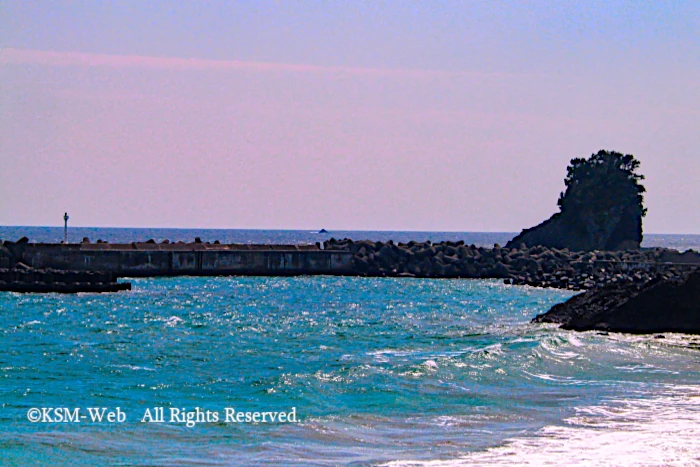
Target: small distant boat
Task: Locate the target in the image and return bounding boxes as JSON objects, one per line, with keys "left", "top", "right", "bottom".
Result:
{"left": 318, "top": 229, "right": 328, "bottom": 234}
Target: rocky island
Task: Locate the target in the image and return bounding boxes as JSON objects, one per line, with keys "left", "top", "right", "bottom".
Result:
{"left": 507, "top": 150, "right": 646, "bottom": 251}
{"left": 514, "top": 150, "right": 700, "bottom": 334}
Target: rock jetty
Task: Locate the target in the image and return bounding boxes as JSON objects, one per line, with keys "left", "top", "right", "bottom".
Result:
{"left": 323, "top": 238, "right": 698, "bottom": 290}
{"left": 0, "top": 265, "right": 131, "bottom": 293}
{"left": 532, "top": 269, "right": 700, "bottom": 334}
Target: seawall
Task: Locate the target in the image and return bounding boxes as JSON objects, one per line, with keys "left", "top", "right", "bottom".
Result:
{"left": 3, "top": 241, "right": 355, "bottom": 277}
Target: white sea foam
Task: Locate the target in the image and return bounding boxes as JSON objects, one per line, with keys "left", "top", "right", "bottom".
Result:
{"left": 383, "top": 387, "right": 700, "bottom": 467}
{"left": 112, "top": 364, "right": 156, "bottom": 372}
{"left": 539, "top": 336, "right": 581, "bottom": 359}
{"left": 368, "top": 349, "right": 418, "bottom": 363}
{"left": 164, "top": 316, "right": 184, "bottom": 326}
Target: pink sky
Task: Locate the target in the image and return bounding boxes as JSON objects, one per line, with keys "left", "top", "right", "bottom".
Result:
{"left": 1, "top": 45, "right": 698, "bottom": 233}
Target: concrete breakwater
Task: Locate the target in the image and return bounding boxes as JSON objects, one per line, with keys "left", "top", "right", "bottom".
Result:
{"left": 324, "top": 238, "right": 700, "bottom": 290}
{"left": 2, "top": 240, "right": 355, "bottom": 277}
{"left": 2, "top": 238, "right": 698, "bottom": 291}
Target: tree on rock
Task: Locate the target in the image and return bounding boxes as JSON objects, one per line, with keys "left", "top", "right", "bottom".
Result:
{"left": 507, "top": 150, "right": 646, "bottom": 251}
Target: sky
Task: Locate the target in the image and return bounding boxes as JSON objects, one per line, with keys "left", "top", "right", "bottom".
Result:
{"left": 1, "top": 1, "right": 698, "bottom": 233}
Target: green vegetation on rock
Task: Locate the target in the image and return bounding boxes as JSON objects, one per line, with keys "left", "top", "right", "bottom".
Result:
{"left": 507, "top": 150, "right": 647, "bottom": 251}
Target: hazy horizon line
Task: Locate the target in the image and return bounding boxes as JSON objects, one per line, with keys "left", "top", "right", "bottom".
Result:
{"left": 0, "top": 224, "right": 697, "bottom": 237}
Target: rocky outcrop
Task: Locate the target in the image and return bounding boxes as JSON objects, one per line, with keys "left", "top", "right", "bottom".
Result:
{"left": 532, "top": 270, "right": 700, "bottom": 334}
{"left": 506, "top": 209, "right": 641, "bottom": 251}
{"left": 507, "top": 150, "right": 646, "bottom": 251}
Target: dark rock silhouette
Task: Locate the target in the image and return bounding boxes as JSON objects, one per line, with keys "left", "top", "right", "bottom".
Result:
{"left": 0, "top": 245, "right": 13, "bottom": 268}
{"left": 0, "top": 266, "right": 131, "bottom": 293}
{"left": 533, "top": 270, "right": 700, "bottom": 334}
{"left": 322, "top": 237, "right": 697, "bottom": 289}
{"left": 507, "top": 150, "right": 646, "bottom": 251}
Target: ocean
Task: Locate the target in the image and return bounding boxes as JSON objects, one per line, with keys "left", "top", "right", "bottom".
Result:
{"left": 1, "top": 228, "right": 699, "bottom": 466}
{"left": 1, "top": 226, "right": 700, "bottom": 252}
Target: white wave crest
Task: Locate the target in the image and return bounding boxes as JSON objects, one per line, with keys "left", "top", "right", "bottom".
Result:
{"left": 383, "top": 387, "right": 700, "bottom": 467}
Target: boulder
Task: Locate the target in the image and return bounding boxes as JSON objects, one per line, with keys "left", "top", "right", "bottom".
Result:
{"left": 491, "top": 262, "right": 511, "bottom": 278}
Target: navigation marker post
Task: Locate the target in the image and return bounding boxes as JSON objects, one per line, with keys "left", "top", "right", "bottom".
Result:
{"left": 63, "top": 212, "right": 69, "bottom": 244}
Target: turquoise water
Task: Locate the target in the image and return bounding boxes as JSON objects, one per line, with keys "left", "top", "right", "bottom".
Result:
{"left": 2, "top": 277, "right": 700, "bottom": 465}
{"left": 1, "top": 228, "right": 700, "bottom": 465}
